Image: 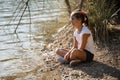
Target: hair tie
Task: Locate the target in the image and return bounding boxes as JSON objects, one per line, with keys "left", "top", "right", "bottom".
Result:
{"left": 79, "top": 11, "right": 87, "bottom": 21}
{"left": 79, "top": 11, "right": 87, "bottom": 17}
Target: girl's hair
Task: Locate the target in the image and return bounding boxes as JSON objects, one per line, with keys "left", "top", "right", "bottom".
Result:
{"left": 71, "top": 11, "right": 89, "bottom": 26}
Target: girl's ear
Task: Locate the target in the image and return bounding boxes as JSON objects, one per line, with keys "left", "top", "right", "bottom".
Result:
{"left": 79, "top": 18, "right": 82, "bottom": 24}
{"left": 78, "top": 18, "right": 83, "bottom": 23}
{"left": 78, "top": 18, "right": 82, "bottom": 21}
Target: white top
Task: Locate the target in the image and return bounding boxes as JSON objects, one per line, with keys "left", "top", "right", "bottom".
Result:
{"left": 74, "top": 26, "right": 95, "bottom": 53}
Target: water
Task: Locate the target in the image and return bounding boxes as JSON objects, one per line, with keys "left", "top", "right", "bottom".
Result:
{"left": 0, "top": 0, "right": 69, "bottom": 79}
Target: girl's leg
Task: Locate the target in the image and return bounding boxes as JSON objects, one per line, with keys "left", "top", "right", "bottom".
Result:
{"left": 70, "top": 48, "right": 87, "bottom": 61}
{"left": 56, "top": 48, "right": 69, "bottom": 57}
{"left": 69, "top": 49, "right": 87, "bottom": 66}
{"left": 56, "top": 49, "right": 70, "bottom": 64}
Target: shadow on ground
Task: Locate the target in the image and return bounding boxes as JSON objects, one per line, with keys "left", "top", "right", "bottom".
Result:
{"left": 70, "top": 61, "right": 120, "bottom": 79}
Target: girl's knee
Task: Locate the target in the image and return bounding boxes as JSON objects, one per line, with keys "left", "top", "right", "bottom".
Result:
{"left": 55, "top": 48, "right": 65, "bottom": 55}
{"left": 55, "top": 48, "right": 60, "bottom": 55}
{"left": 55, "top": 48, "right": 67, "bottom": 57}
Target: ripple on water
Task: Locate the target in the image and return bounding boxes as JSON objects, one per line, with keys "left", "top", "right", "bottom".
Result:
{"left": 0, "top": 0, "right": 68, "bottom": 79}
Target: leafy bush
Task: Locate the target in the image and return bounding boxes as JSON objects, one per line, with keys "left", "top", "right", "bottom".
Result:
{"left": 85, "top": 0, "right": 116, "bottom": 46}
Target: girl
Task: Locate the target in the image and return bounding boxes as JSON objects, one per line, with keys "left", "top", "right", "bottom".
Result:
{"left": 56, "top": 10, "right": 95, "bottom": 66}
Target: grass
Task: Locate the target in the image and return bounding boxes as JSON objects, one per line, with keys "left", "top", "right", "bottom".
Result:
{"left": 84, "top": 0, "right": 116, "bottom": 46}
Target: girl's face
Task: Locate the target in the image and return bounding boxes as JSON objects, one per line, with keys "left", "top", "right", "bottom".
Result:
{"left": 71, "top": 16, "right": 82, "bottom": 28}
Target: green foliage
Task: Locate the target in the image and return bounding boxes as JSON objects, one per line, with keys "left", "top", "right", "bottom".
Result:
{"left": 85, "top": 0, "right": 116, "bottom": 46}
{"left": 86, "top": 0, "right": 115, "bottom": 27}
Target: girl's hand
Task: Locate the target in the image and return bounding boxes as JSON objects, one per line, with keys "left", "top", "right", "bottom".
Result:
{"left": 64, "top": 52, "right": 70, "bottom": 62}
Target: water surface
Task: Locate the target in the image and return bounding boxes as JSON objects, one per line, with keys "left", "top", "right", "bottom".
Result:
{"left": 0, "top": 0, "right": 69, "bottom": 79}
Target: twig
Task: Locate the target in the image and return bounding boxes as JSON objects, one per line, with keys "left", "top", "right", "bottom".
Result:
{"left": 3, "top": 0, "right": 25, "bottom": 34}
{"left": 7, "top": 0, "right": 24, "bottom": 26}
{"left": 14, "top": 0, "right": 30, "bottom": 33}
{"left": 111, "top": 7, "right": 120, "bottom": 17}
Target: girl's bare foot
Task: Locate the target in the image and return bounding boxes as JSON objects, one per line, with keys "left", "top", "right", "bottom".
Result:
{"left": 70, "top": 60, "right": 81, "bottom": 66}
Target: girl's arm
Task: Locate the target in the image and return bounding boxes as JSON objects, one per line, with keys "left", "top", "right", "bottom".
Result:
{"left": 73, "top": 37, "right": 78, "bottom": 49}
{"left": 64, "top": 37, "right": 78, "bottom": 61}
{"left": 79, "top": 34, "right": 90, "bottom": 50}
{"left": 67, "top": 37, "right": 78, "bottom": 53}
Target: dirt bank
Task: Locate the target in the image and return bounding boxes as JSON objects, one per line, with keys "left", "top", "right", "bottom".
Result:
{"left": 45, "top": 24, "right": 120, "bottom": 80}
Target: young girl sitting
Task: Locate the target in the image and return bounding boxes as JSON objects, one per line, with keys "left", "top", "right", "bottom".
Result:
{"left": 56, "top": 10, "right": 95, "bottom": 66}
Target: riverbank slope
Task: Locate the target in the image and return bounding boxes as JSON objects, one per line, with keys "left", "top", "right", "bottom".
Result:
{"left": 44, "top": 24, "right": 120, "bottom": 80}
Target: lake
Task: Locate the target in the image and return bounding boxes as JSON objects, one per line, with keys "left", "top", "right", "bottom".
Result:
{"left": 0, "top": 0, "right": 69, "bottom": 79}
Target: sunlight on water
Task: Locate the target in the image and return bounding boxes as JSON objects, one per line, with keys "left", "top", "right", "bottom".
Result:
{"left": 0, "top": 0, "right": 69, "bottom": 79}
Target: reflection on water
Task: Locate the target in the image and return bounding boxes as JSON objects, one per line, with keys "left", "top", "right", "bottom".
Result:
{"left": 0, "top": 0, "right": 69, "bottom": 79}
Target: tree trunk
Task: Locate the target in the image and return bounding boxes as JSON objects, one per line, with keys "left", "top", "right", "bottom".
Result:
{"left": 78, "top": 0, "right": 85, "bottom": 10}
{"left": 65, "top": 0, "right": 71, "bottom": 15}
